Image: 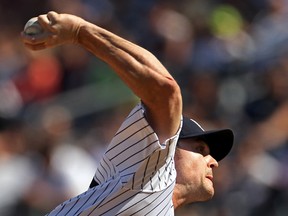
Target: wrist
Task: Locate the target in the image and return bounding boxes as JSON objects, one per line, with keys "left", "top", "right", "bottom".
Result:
{"left": 72, "top": 19, "right": 87, "bottom": 45}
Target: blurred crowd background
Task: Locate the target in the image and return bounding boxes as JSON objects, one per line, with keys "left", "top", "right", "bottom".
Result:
{"left": 0, "top": 0, "right": 288, "bottom": 215}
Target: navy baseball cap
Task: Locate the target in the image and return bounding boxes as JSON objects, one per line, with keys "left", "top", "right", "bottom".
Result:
{"left": 179, "top": 117, "right": 234, "bottom": 161}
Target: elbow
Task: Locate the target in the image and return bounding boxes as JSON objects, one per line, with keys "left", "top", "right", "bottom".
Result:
{"left": 141, "top": 72, "right": 182, "bottom": 116}
{"left": 165, "top": 77, "right": 182, "bottom": 101}
{"left": 159, "top": 77, "right": 183, "bottom": 111}
{"left": 169, "top": 80, "right": 183, "bottom": 111}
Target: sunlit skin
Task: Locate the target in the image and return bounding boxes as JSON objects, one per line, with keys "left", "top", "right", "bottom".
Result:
{"left": 173, "top": 138, "right": 219, "bottom": 209}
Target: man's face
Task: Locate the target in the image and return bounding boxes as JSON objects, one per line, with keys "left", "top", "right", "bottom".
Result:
{"left": 174, "top": 138, "right": 219, "bottom": 204}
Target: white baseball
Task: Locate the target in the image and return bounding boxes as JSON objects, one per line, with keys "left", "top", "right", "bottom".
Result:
{"left": 24, "top": 17, "right": 44, "bottom": 35}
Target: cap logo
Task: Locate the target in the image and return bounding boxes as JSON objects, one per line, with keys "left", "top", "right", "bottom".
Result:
{"left": 190, "top": 119, "right": 205, "bottom": 131}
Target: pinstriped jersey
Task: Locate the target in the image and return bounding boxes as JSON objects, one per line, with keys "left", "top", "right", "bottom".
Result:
{"left": 46, "top": 103, "right": 182, "bottom": 216}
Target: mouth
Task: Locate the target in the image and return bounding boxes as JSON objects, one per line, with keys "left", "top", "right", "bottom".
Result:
{"left": 206, "top": 175, "right": 213, "bottom": 182}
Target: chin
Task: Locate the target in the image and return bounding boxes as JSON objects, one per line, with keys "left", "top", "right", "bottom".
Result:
{"left": 204, "top": 180, "right": 215, "bottom": 199}
{"left": 207, "top": 186, "right": 215, "bottom": 197}
{"left": 206, "top": 191, "right": 215, "bottom": 200}
{"left": 197, "top": 193, "right": 214, "bottom": 202}
{"left": 200, "top": 187, "right": 215, "bottom": 201}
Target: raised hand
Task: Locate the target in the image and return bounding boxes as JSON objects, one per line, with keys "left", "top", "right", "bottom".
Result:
{"left": 21, "top": 11, "right": 85, "bottom": 50}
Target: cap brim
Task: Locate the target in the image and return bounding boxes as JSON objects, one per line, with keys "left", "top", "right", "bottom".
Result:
{"left": 179, "top": 129, "right": 234, "bottom": 161}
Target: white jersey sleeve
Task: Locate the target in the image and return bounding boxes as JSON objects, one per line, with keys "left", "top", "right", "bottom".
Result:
{"left": 47, "top": 103, "right": 182, "bottom": 216}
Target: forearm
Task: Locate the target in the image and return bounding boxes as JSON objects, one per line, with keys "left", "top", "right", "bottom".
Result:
{"left": 77, "top": 22, "right": 176, "bottom": 103}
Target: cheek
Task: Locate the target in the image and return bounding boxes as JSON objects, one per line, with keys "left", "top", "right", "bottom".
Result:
{"left": 174, "top": 151, "right": 206, "bottom": 182}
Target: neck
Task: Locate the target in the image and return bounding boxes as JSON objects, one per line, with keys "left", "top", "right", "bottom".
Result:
{"left": 172, "top": 184, "right": 188, "bottom": 209}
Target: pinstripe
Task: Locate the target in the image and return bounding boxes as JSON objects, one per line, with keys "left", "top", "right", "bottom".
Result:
{"left": 47, "top": 103, "right": 181, "bottom": 216}
{"left": 118, "top": 191, "right": 161, "bottom": 215}
{"left": 119, "top": 153, "right": 152, "bottom": 174}
{"left": 94, "top": 175, "right": 101, "bottom": 185}
{"left": 98, "top": 187, "right": 131, "bottom": 210}
{"left": 97, "top": 190, "right": 141, "bottom": 216}
{"left": 126, "top": 106, "right": 142, "bottom": 119}
{"left": 69, "top": 184, "right": 109, "bottom": 215}
{"left": 99, "top": 160, "right": 109, "bottom": 179}
{"left": 50, "top": 203, "right": 65, "bottom": 216}
{"left": 149, "top": 151, "right": 161, "bottom": 190}
{"left": 104, "top": 179, "right": 176, "bottom": 216}
{"left": 116, "top": 139, "right": 158, "bottom": 167}
{"left": 146, "top": 184, "right": 175, "bottom": 216}
{"left": 120, "top": 172, "right": 134, "bottom": 180}
{"left": 86, "top": 179, "right": 122, "bottom": 215}
{"left": 64, "top": 198, "right": 80, "bottom": 216}
{"left": 135, "top": 183, "right": 175, "bottom": 216}
{"left": 107, "top": 122, "right": 149, "bottom": 155}
{"left": 102, "top": 157, "right": 112, "bottom": 176}
{"left": 111, "top": 131, "right": 155, "bottom": 162}
{"left": 141, "top": 154, "right": 151, "bottom": 189}
{"left": 114, "top": 116, "right": 145, "bottom": 138}
{"left": 69, "top": 183, "right": 109, "bottom": 215}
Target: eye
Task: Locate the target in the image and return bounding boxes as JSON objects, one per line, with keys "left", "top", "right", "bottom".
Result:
{"left": 194, "top": 142, "right": 209, "bottom": 156}
{"left": 195, "top": 145, "right": 205, "bottom": 154}
{"left": 177, "top": 139, "right": 210, "bottom": 156}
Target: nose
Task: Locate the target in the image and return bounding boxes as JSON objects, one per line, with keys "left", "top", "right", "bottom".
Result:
{"left": 205, "top": 155, "right": 219, "bottom": 168}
